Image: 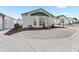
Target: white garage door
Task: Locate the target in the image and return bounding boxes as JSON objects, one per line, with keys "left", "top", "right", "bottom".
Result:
{"left": 4, "top": 19, "right": 14, "bottom": 29}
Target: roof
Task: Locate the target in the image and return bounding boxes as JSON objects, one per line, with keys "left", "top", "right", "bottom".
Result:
{"left": 22, "top": 8, "right": 54, "bottom": 17}
{"left": 73, "top": 18, "right": 78, "bottom": 20}
{"left": 0, "top": 13, "right": 16, "bottom": 20}
{"left": 57, "top": 15, "right": 66, "bottom": 18}
{"left": 57, "top": 15, "right": 68, "bottom": 19}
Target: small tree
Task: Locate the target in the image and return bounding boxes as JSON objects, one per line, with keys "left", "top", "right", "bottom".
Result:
{"left": 14, "top": 23, "right": 22, "bottom": 28}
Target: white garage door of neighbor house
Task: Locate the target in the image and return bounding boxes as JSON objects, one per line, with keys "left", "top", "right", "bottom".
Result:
{"left": 4, "top": 19, "right": 14, "bottom": 29}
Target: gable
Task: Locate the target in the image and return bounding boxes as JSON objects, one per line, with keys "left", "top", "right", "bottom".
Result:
{"left": 31, "top": 12, "right": 49, "bottom": 16}
{"left": 22, "top": 8, "right": 54, "bottom": 17}
{"left": 57, "top": 15, "right": 67, "bottom": 19}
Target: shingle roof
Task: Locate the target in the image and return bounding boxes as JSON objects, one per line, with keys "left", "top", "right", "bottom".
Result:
{"left": 57, "top": 15, "right": 68, "bottom": 19}
{"left": 73, "top": 18, "right": 78, "bottom": 20}
{"left": 0, "top": 13, "right": 16, "bottom": 20}
{"left": 22, "top": 8, "right": 54, "bottom": 17}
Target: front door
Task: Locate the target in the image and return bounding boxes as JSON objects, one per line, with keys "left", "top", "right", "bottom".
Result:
{"left": 39, "top": 16, "right": 45, "bottom": 28}
{"left": 33, "top": 16, "right": 46, "bottom": 28}
{"left": 31, "top": 12, "right": 49, "bottom": 28}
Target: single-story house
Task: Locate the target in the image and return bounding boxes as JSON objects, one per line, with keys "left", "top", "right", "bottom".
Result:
{"left": 56, "top": 15, "right": 76, "bottom": 26}
{"left": 56, "top": 15, "right": 69, "bottom": 26}
{"left": 22, "top": 8, "right": 55, "bottom": 28}
{"left": 53, "top": 16, "right": 61, "bottom": 25}
{"left": 0, "top": 13, "right": 15, "bottom": 30}
{"left": 72, "top": 18, "right": 79, "bottom": 23}
{"left": 67, "top": 17, "right": 73, "bottom": 24}
{"left": 22, "top": 8, "right": 79, "bottom": 28}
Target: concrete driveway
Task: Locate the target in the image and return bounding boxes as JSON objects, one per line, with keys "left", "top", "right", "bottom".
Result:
{"left": 0, "top": 24, "right": 79, "bottom": 52}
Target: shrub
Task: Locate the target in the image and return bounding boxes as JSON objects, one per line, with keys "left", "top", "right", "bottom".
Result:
{"left": 51, "top": 24, "right": 54, "bottom": 28}
{"left": 14, "top": 23, "right": 22, "bottom": 28}
{"left": 49, "top": 24, "right": 54, "bottom": 28}
{"left": 69, "top": 23, "right": 72, "bottom": 25}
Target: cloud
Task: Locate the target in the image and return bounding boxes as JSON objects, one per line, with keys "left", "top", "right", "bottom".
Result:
{"left": 56, "top": 5, "right": 67, "bottom": 8}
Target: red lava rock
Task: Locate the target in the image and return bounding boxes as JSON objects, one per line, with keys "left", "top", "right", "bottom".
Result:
{"left": 4, "top": 26, "right": 66, "bottom": 35}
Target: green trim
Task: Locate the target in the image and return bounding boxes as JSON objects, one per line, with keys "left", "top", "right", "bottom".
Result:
{"left": 31, "top": 12, "right": 49, "bottom": 16}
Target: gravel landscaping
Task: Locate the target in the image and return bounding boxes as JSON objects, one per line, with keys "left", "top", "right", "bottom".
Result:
{"left": 11, "top": 28, "right": 75, "bottom": 39}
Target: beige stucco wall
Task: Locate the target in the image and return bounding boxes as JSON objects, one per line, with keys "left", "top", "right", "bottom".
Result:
{"left": 22, "top": 14, "right": 54, "bottom": 28}
{"left": 23, "top": 15, "right": 31, "bottom": 28}
{"left": 53, "top": 18, "right": 60, "bottom": 25}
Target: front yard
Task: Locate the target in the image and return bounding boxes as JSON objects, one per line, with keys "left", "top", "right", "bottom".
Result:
{"left": 0, "top": 24, "right": 78, "bottom": 51}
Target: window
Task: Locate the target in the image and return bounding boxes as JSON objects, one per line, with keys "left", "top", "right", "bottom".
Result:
{"left": 39, "top": 17, "right": 45, "bottom": 26}
{"left": 34, "top": 18, "right": 37, "bottom": 26}
{"left": 39, "top": 17, "right": 43, "bottom": 26}
{"left": 60, "top": 19, "right": 64, "bottom": 23}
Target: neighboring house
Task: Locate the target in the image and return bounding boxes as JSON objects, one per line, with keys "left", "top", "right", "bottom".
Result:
{"left": 53, "top": 16, "right": 61, "bottom": 25}
{"left": 72, "top": 18, "right": 76, "bottom": 23}
{"left": 72, "top": 18, "right": 79, "bottom": 23}
{"left": 22, "top": 8, "right": 55, "bottom": 28}
{"left": 0, "top": 13, "right": 15, "bottom": 30}
{"left": 67, "top": 17, "right": 73, "bottom": 24}
{"left": 57, "top": 15, "right": 69, "bottom": 26}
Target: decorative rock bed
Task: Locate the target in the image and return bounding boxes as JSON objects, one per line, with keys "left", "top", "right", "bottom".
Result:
{"left": 10, "top": 28, "right": 75, "bottom": 39}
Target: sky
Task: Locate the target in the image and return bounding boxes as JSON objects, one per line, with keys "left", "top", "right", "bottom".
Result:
{"left": 0, "top": 6, "right": 79, "bottom": 19}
